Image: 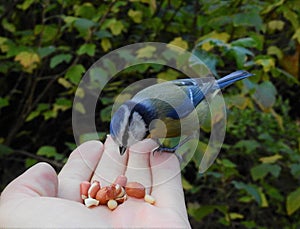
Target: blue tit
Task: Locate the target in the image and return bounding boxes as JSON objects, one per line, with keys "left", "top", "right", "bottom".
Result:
{"left": 110, "top": 70, "right": 252, "bottom": 155}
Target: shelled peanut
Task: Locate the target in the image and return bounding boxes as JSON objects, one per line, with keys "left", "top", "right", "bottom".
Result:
{"left": 80, "top": 175, "right": 155, "bottom": 210}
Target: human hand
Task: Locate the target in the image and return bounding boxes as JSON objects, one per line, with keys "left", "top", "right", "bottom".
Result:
{"left": 0, "top": 136, "right": 191, "bottom": 228}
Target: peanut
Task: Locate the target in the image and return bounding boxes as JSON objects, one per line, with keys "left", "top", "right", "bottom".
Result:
{"left": 96, "top": 186, "right": 115, "bottom": 205}
{"left": 84, "top": 198, "right": 99, "bottom": 208}
{"left": 144, "top": 194, "right": 155, "bottom": 205}
{"left": 88, "top": 180, "right": 101, "bottom": 199}
{"left": 125, "top": 182, "right": 145, "bottom": 199}
{"left": 107, "top": 199, "right": 118, "bottom": 210}
{"left": 80, "top": 181, "right": 91, "bottom": 200}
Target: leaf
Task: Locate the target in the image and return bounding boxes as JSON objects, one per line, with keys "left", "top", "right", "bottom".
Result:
{"left": 231, "top": 37, "right": 258, "bottom": 48}
{"left": 259, "top": 154, "right": 282, "bottom": 164}
{"left": 198, "top": 31, "right": 229, "bottom": 51}
{"left": 108, "top": 19, "right": 125, "bottom": 35}
{"left": 2, "top": 18, "right": 16, "bottom": 33}
{"left": 0, "top": 144, "right": 13, "bottom": 157}
{"left": 287, "top": 187, "right": 300, "bottom": 215}
{"left": 101, "top": 38, "right": 112, "bottom": 52}
{"left": 50, "top": 54, "right": 72, "bottom": 68}
{"left": 128, "top": 9, "right": 143, "bottom": 23}
{"left": 0, "top": 97, "right": 9, "bottom": 109}
{"left": 37, "top": 46, "right": 56, "bottom": 58}
{"left": 74, "top": 102, "right": 86, "bottom": 114}
{"left": 232, "top": 181, "right": 262, "bottom": 206}
{"left": 233, "top": 11, "right": 263, "bottom": 31}
{"left": 234, "top": 140, "right": 260, "bottom": 154}
{"left": 136, "top": 45, "right": 156, "bottom": 58}
{"left": 292, "top": 28, "right": 300, "bottom": 43}
{"left": 268, "top": 20, "right": 285, "bottom": 31}
{"left": 14, "top": 51, "right": 40, "bottom": 73}
{"left": 17, "top": 0, "right": 35, "bottom": 10}
{"left": 267, "top": 46, "right": 283, "bottom": 59}
{"left": 255, "top": 57, "right": 275, "bottom": 72}
{"left": 76, "top": 43, "right": 96, "bottom": 56}
{"left": 182, "top": 177, "right": 193, "bottom": 191}
{"left": 168, "top": 37, "right": 188, "bottom": 50}
{"left": 58, "top": 77, "right": 72, "bottom": 89}
{"left": 37, "top": 146, "right": 58, "bottom": 159}
{"left": 253, "top": 81, "right": 277, "bottom": 111}
{"left": 157, "top": 69, "right": 180, "bottom": 80}
{"left": 65, "top": 64, "right": 85, "bottom": 85}
{"left": 251, "top": 164, "right": 281, "bottom": 180}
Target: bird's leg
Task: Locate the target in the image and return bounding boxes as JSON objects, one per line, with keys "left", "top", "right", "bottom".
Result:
{"left": 152, "top": 134, "right": 196, "bottom": 162}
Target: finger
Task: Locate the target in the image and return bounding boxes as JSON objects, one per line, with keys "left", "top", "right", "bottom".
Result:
{"left": 1, "top": 162, "right": 58, "bottom": 203}
{"left": 125, "top": 139, "right": 158, "bottom": 192}
{"left": 150, "top": 152, "right": 187, "bottom": 215}
{"left": 58, "top": 140, "right": 103, "bottom": 201}
{"left": 92, "top": 136, "right": 128, "bottom": 186}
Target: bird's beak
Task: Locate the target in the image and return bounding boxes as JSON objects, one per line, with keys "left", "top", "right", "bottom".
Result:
{"left": 119, "top": 146, "right": 127, "bottom": 155}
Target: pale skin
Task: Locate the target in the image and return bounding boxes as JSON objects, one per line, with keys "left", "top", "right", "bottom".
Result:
{"left": 0, "top": 136, "right": 191, "bottom": 228}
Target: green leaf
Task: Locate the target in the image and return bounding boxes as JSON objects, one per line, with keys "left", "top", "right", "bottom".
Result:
{"left": 188, "top": 204, "right": 226, "bottom": 221}
{"left": 0, "top": 144, "right": 13, "bottom": 157}
{"left": 128, "top": 9, "right": 143, "bottom": 23}
{"left": 17, "top": 0, "right": 35, "bottom": 10}
{"left": 25, "top": 158, "right": 38, "bottom": 168}
{"left": 251, "top": 164, "right": 281, "bottom": 181}
{"left": 2, "top": 18, "right": 16, "bottom": 33}
{"left": 233, "top": 11, "right": 263, "bottom": 31}
{"left": 232, "top": 181, "right": 262, "bottom": 205}
{"left": 253, "top": 81, "right": 277, "bottom": 110}
{"left": 50, "top": 54, "right": 72, "bottom": 68}
{"left": 136, "top": 45, "right": 156, "bottom": 58}
{"left": 65, "top": 64, "right": 85, "bottom": 85}
{"left": 107, "top": 19, "right": 125, "bottom": 35}
{"left": 37, "top": 146, "right": 58, "bottom": 158}
{"left": 268, "top": 20, "right": 285, "bottom": 31}
{"left": 259, "top": 154, "right": 282, "bottom": 164}
{"left": 37, "top": 46, "right": 56, "bottom": 58}
{"left": 101, "top": 38, "right": 112, "bottom": 52}
{"left": 287, "top": 187, "right": 300, "bottom": 215}
{"left": 76, "top": 43, "right": 96, "bottom": 56}
{"left": 234, "top": 140, "right": 260, "bottom": 154}
{"left": 231, "top": 37, "right": 257, "bottom": 48}
{"left": 267, "top": 46, "right": 283, "bottom": 59}
{"left": 0, "top": 97, "right": 9, "bottom": 109}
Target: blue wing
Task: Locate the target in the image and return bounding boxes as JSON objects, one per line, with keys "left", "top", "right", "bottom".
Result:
{"left": 166, "top": 70, "right": 252, "bottom": 119}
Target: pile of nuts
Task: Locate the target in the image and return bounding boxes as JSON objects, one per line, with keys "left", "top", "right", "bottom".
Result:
{"left": 80, "top": 175, "right": 155, "bottom": 210}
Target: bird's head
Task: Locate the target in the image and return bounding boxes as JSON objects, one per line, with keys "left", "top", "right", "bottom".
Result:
{"left": 110, "top": 101, "right": 149, "bottom": 155}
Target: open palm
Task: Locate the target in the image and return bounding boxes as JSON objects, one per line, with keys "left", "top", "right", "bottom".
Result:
{"left": 0, "top": 137, "right": 190, "bottom": 228}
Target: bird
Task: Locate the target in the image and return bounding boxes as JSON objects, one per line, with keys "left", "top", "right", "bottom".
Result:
{"left": 110, "top": 70, "right": 252, "bottom": 156}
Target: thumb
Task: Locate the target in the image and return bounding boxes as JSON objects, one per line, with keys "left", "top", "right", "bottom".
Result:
{"left": 1, "top": 162, "right": 58, "bottom": 203}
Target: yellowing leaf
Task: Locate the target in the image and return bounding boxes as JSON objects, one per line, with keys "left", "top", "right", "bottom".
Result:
{"left": 108, "top": 19, "right": 124, "bottom": 36}
{"left": 268, "top": 20, "right": 285, "bottom": 31}
{"left": 287, "top": 187, "right": 300, "bottom": 215}
{"left": 101, "top": 38, "right": 112, "bottom": 52}
{"left": 255, "top": 57, "right": 275, "bottom": 72}
{"left": 128, "top": 9, "right": 143, "bottom": 23}
{"left": 227, "top": 212, "right": 244, "bottom": 221}
{"left": 136, "top": 45, "right": 156, "bottom": 58}
{"left": 14, "top": 51, "right": 40, "bottom": 73}
{"left": 168, "top": 37, "right": 188, "bottom": 50}
{"left": 259, "top": 154, "right": 282, "bottom": 164}
{"left": 200, "top": 31, "right": 230, "bottom": 51}
{"left": 292, "top": 28, "right": 300, "bottom": 43}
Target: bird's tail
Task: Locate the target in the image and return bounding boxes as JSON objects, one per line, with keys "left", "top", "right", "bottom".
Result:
{"left": 217, "top": 70, "right": 253, "bottom": 89}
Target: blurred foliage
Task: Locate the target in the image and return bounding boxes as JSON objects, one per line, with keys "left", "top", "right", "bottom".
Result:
{"left": 0, "top": 0, "right": 299, "bottom": 228}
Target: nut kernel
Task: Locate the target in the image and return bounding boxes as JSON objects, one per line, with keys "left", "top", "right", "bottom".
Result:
{"left": 125, "top": 182, "right": 146, "bottom": 199}
{"left": 107, "top": 199, "right": 118, "bottom": 210}
{"left": 144, "top": 194, "right": 155, "bottom": 205}
{"left": 88, "top": 180, "right": 101, "bottom": 199}
{"left": 114, "top": 175, "right": 127, "bottom": 187}
{"left": 80, "top": 181, "right": 91, "bottom": 200}
{"left": 84, "top": 198, "right": 99, "bottom": 208}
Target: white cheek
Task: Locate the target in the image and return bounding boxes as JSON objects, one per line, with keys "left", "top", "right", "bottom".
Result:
{"left": 127, "top": 112, "right": 147, "bottom": 145}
